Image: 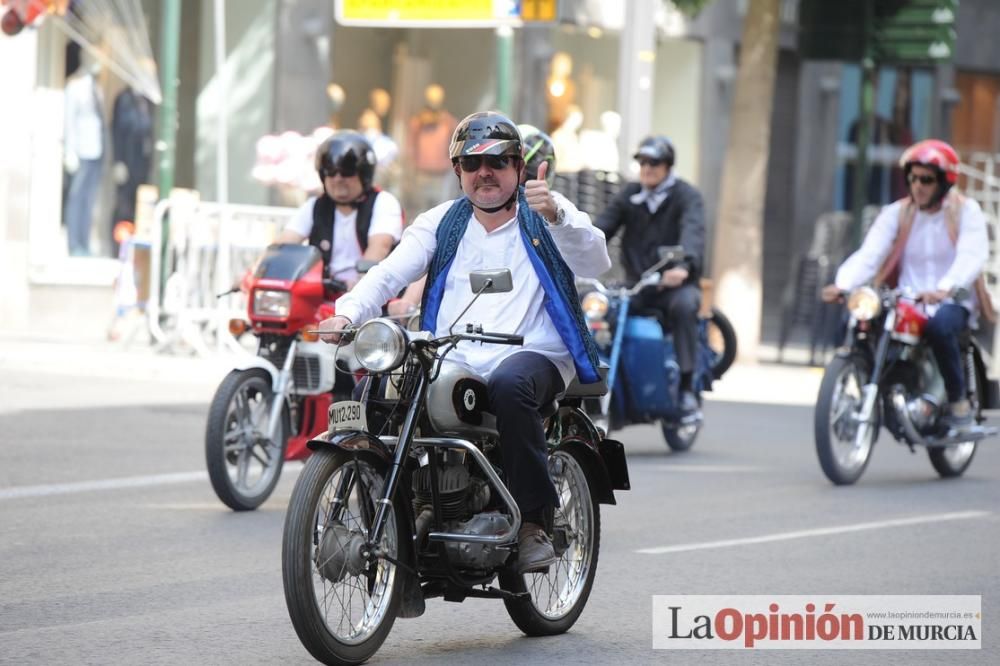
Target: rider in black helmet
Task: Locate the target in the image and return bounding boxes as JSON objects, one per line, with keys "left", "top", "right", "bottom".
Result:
{"left": 321, "top": 111, "right": 611, "bottom": 574}
{"left": 276, "top": 130, "right": 403, "bottom": 288}
{"left": 596, "top": 134, "right": 706, "bottom": 417}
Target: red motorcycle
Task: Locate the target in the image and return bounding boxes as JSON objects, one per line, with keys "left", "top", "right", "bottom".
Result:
{"left": 815, "top": 286, "right": 999, "bottom": 485}
{"left": 205, "top": 244, "right": 355, "bottom": 510}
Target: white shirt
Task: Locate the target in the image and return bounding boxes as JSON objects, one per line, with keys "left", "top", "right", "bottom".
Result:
{"left": 285, "top": 192, "right": 403, "bottom": 284}
{"left": 64, "top": 72, "right": 104, "bottom": 161}
{"left": 835, "top": 197, "right": 989, "bottom": 315}
{"left": 335, "top": 191, "right": 611, "bottom": 387}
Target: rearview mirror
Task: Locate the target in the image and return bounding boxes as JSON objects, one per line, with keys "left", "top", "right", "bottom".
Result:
{"left": 469, "top": 269, "right": 513, "bottom": 294}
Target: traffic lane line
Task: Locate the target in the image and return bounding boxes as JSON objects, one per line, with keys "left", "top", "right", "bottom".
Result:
{"left": 636, "top": 510, "right": 991, "bottom": 554}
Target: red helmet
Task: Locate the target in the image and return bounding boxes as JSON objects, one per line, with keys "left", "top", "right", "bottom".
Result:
{"left": 898, "top": 139, "right": 960, "bottom": 184}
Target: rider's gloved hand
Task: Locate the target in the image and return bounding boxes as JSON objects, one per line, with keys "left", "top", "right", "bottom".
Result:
{"left": 319, "top": 315, "right": 352, "bottom": 344}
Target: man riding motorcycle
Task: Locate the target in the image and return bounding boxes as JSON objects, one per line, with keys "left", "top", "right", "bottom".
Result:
{"left": 276, "top": 130, "right": 403, "bottom": 287}
{"left": 319, "top": 111, "right": 611, "bottom": 573}
{"left": 822, "top": 139, "right": 991, "bottom": 431}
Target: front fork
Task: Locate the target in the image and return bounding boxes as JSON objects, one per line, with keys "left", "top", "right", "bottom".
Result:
{"left": 595, "top": 295, "right": 631, "bottom": 432}
{"left": 266, "top": 339, "right": 297, "bottom": 444}
{"left": 853, "top": 311, "right": 894, "bottom": 447}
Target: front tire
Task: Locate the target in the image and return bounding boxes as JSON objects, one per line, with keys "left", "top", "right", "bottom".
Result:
{"left": 500, "top": 448, "right": 600, "bottom": 636}
{"left": 661, "top": 419, "right": 701, "bottom": 452}
{"left": 283, "top": 448, "right": 405, "bottom": 665}
{"left": 205, "top": 369, "right": 289, "bottom": 511}
{"left": 815, "top": 354, "right": 878, "bottom": 485}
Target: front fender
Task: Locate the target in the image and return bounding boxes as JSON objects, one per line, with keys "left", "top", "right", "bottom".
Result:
{"left": 306, "top": 429, "right": 394, "bottom": 465}
{"left": 231, "top": 355, "right": 280, "bottom": 391}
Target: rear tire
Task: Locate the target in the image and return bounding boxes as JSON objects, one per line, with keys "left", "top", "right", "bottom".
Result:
{"left": 928, "top": 373, "right": 981, "bottom": 478}
{"left": 205, "top": 369, "right": 289, "bottom": 511}
{"left": 707, "top": 307, "right": 737, "bottom": 380}
{"left": 501, "top": 448, "right": 600, "bottom": 636}
{"left": 661, "top": 419, "right": 701, "bottom": 452}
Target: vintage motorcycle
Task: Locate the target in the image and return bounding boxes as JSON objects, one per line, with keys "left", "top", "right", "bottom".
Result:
{"left": 205, "top": 244, "right": 356, "bottom": 511}
{"left": 575, "top": 246, "right": 737, "bottom": 451}
{"left": 815, "top": 286, "right": 999, "bottom": 485}
{"left": 281, "top": 269, "right": 630, "bottom": 665}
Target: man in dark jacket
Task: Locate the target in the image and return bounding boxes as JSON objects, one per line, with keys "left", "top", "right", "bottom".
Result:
{"left": 596, "top": 135, "right": 706, "bottom": 414}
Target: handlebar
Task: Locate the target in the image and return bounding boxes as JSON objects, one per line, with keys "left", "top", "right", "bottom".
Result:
{"left": 577, "top": 270, "right": 661, "bottom": 298}
{"left": 323, "top": 278, "right": 349, "bottom": 294}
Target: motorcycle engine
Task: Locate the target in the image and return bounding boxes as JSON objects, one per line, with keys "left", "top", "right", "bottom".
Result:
{"left": 412, "top": 457, "right": 513, "bottom": 570}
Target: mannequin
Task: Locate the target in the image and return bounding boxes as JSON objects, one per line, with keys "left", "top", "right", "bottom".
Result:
{"left": 326, "top": 83, "right": 345, "bottom": 129}
{"left": 550, "top": 104, "right": 584, "bottom": 174}
{"left": 110, "top": 59, "right": 155, "bottom": 256}
{"left": 406, "top": 83, "right": 456, "bottom": 213}
{"left": 64, "top": 58, "right": 106, "bottom": 256}
{"left": 580, "top": 110, "right": 621, "bottom": 173}
{"left": 546, "top": 51, "right": 577, "bottom": 133}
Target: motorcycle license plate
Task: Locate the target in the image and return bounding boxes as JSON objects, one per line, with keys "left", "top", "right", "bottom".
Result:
{"left": 328, "top": 401, "right": 367, "bottom": 432}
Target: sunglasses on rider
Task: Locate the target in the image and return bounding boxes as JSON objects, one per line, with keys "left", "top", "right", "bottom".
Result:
{"left": 458, "top": 155, "right": 513, "bottom": 172}
{"left": 321, "top": 164, "right": 358, "bottom": 179}
{"left": 638, "top": 158, "right": 665, "bottom": 168}
{"left": 907, "top": 173, "right": 937, "bottom": 186}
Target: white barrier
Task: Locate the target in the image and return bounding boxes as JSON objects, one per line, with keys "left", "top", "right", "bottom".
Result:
{"left": 147, "top": 197, "right": 297, "bottom": 355}
{"left": 958, "top": 154, "right": 1000, "bottom": 377}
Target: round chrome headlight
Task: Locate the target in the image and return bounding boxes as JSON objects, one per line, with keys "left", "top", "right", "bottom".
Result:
{"left": 847, "top": 286, "right": 881, "bottom": 321}
{"left": 581, "top": 291, "right": 609, "bottom": 321}
{"left": 353, "top": 318, "right": 408, "bottom": 372}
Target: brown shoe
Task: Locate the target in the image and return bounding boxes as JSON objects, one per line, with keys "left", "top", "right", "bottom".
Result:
{"left": 517, "top": 522, "right": 557, "bottom": 574}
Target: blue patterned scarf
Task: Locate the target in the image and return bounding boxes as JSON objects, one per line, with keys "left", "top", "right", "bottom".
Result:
{"left": 419, "top": 189, "right": 601, "bottom": 384}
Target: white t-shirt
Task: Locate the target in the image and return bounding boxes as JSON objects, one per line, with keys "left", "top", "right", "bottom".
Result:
{"left": 285, "top": 192, "right": 403, "bottom": 284}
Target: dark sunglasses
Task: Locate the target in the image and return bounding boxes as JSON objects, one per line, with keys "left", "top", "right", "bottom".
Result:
{"left": 638, "top": 158, "right": 665, "bottom": 167}
{"left": 907, "top": 173, "right": 936, "bottom": 186}
{"left": 458, "top": 155, "right": 513, "bottom": 172}
{"left": 321, "top": 164, "right": 358, "bottom": 179}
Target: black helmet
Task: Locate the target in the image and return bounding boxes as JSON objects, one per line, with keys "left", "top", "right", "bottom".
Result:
{"left": 315, "top": 130, "right": 377, "bottom": 190}
{"left": 449, "top": 112, "right": 522, "bottom": 161}
{"left": 634, "top": 135, "right": 675, "bottom": 167}
{"left": 518, "top": 124, "right": 556, "bottom": 187}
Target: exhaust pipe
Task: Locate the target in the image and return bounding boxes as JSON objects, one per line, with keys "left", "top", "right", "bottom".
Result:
{"left": 889, "top": 386, "right": 996, "bottom": 447}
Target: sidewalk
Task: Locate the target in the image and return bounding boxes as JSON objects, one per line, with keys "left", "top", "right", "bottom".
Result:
{"left": 0, "top": 333, "right": 823, "bottom": 407}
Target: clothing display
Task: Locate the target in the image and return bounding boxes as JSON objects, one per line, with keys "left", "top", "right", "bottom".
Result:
{"left": 110, "top": 87, "right": 154, "bottom": 255}
{"left": 63, "top": 70, "right": 105, "bottom": 256}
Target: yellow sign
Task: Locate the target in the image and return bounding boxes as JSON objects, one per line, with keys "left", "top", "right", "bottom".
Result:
{"left": 520, "top": 0, "right": 556, "bottom": 21}
{"left": 337, "top": 0, "right": 520, "bottom": 27}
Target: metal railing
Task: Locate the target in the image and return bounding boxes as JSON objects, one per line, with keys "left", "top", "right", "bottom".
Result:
{"left": 147, "top": 198, "right": 297, "bottom": 355}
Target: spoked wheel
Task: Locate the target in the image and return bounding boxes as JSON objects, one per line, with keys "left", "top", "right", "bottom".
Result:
{"left": 501, "top": 448, "right": 600, "bottom": 636}
{"left": 282, "top": 448, "right": 406, "bottom": 666}
{"left": 706, "top": 307, "right": 737, "bottom": 380}
{"left": 815, "top": 354, "right": 878, "bottom": 485}
{"left": 661, "top": 417, "right": 702, "bottom": 452}
{"left": 205, "top": 369, "right": 289, "bottom": 510}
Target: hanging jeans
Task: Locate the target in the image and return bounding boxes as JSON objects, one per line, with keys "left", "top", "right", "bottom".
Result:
{"left": 66, "top": 157, "right": 104, "bottom": 256}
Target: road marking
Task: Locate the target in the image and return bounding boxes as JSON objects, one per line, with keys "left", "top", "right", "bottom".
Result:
{"left": 636, "top": 510, "right": 991, "bottom": 555}
{"left": 645, "top": 464, "right": 766, "bottom": 473}
{"left": 0, "top": 471, "right": 209, "bottom": 501}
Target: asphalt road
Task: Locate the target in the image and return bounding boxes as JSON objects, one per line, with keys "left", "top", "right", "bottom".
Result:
{"left": 1, "top": 357, "right": 997, "bottom": 665}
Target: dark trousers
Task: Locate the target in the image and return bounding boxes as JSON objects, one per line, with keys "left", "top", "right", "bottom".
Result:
{"left": 487, "top": 352, "right": 565, "bottom": 515}
{"left": 637, "top": 283, "right": 701, "bottom": 374}
{"left": 924, "top": 303, "right": 970, "bottom": 403}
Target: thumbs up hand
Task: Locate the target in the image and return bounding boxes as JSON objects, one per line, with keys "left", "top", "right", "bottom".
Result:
{"left": 524, "top": 161, "right": 558, "bottom": 224}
